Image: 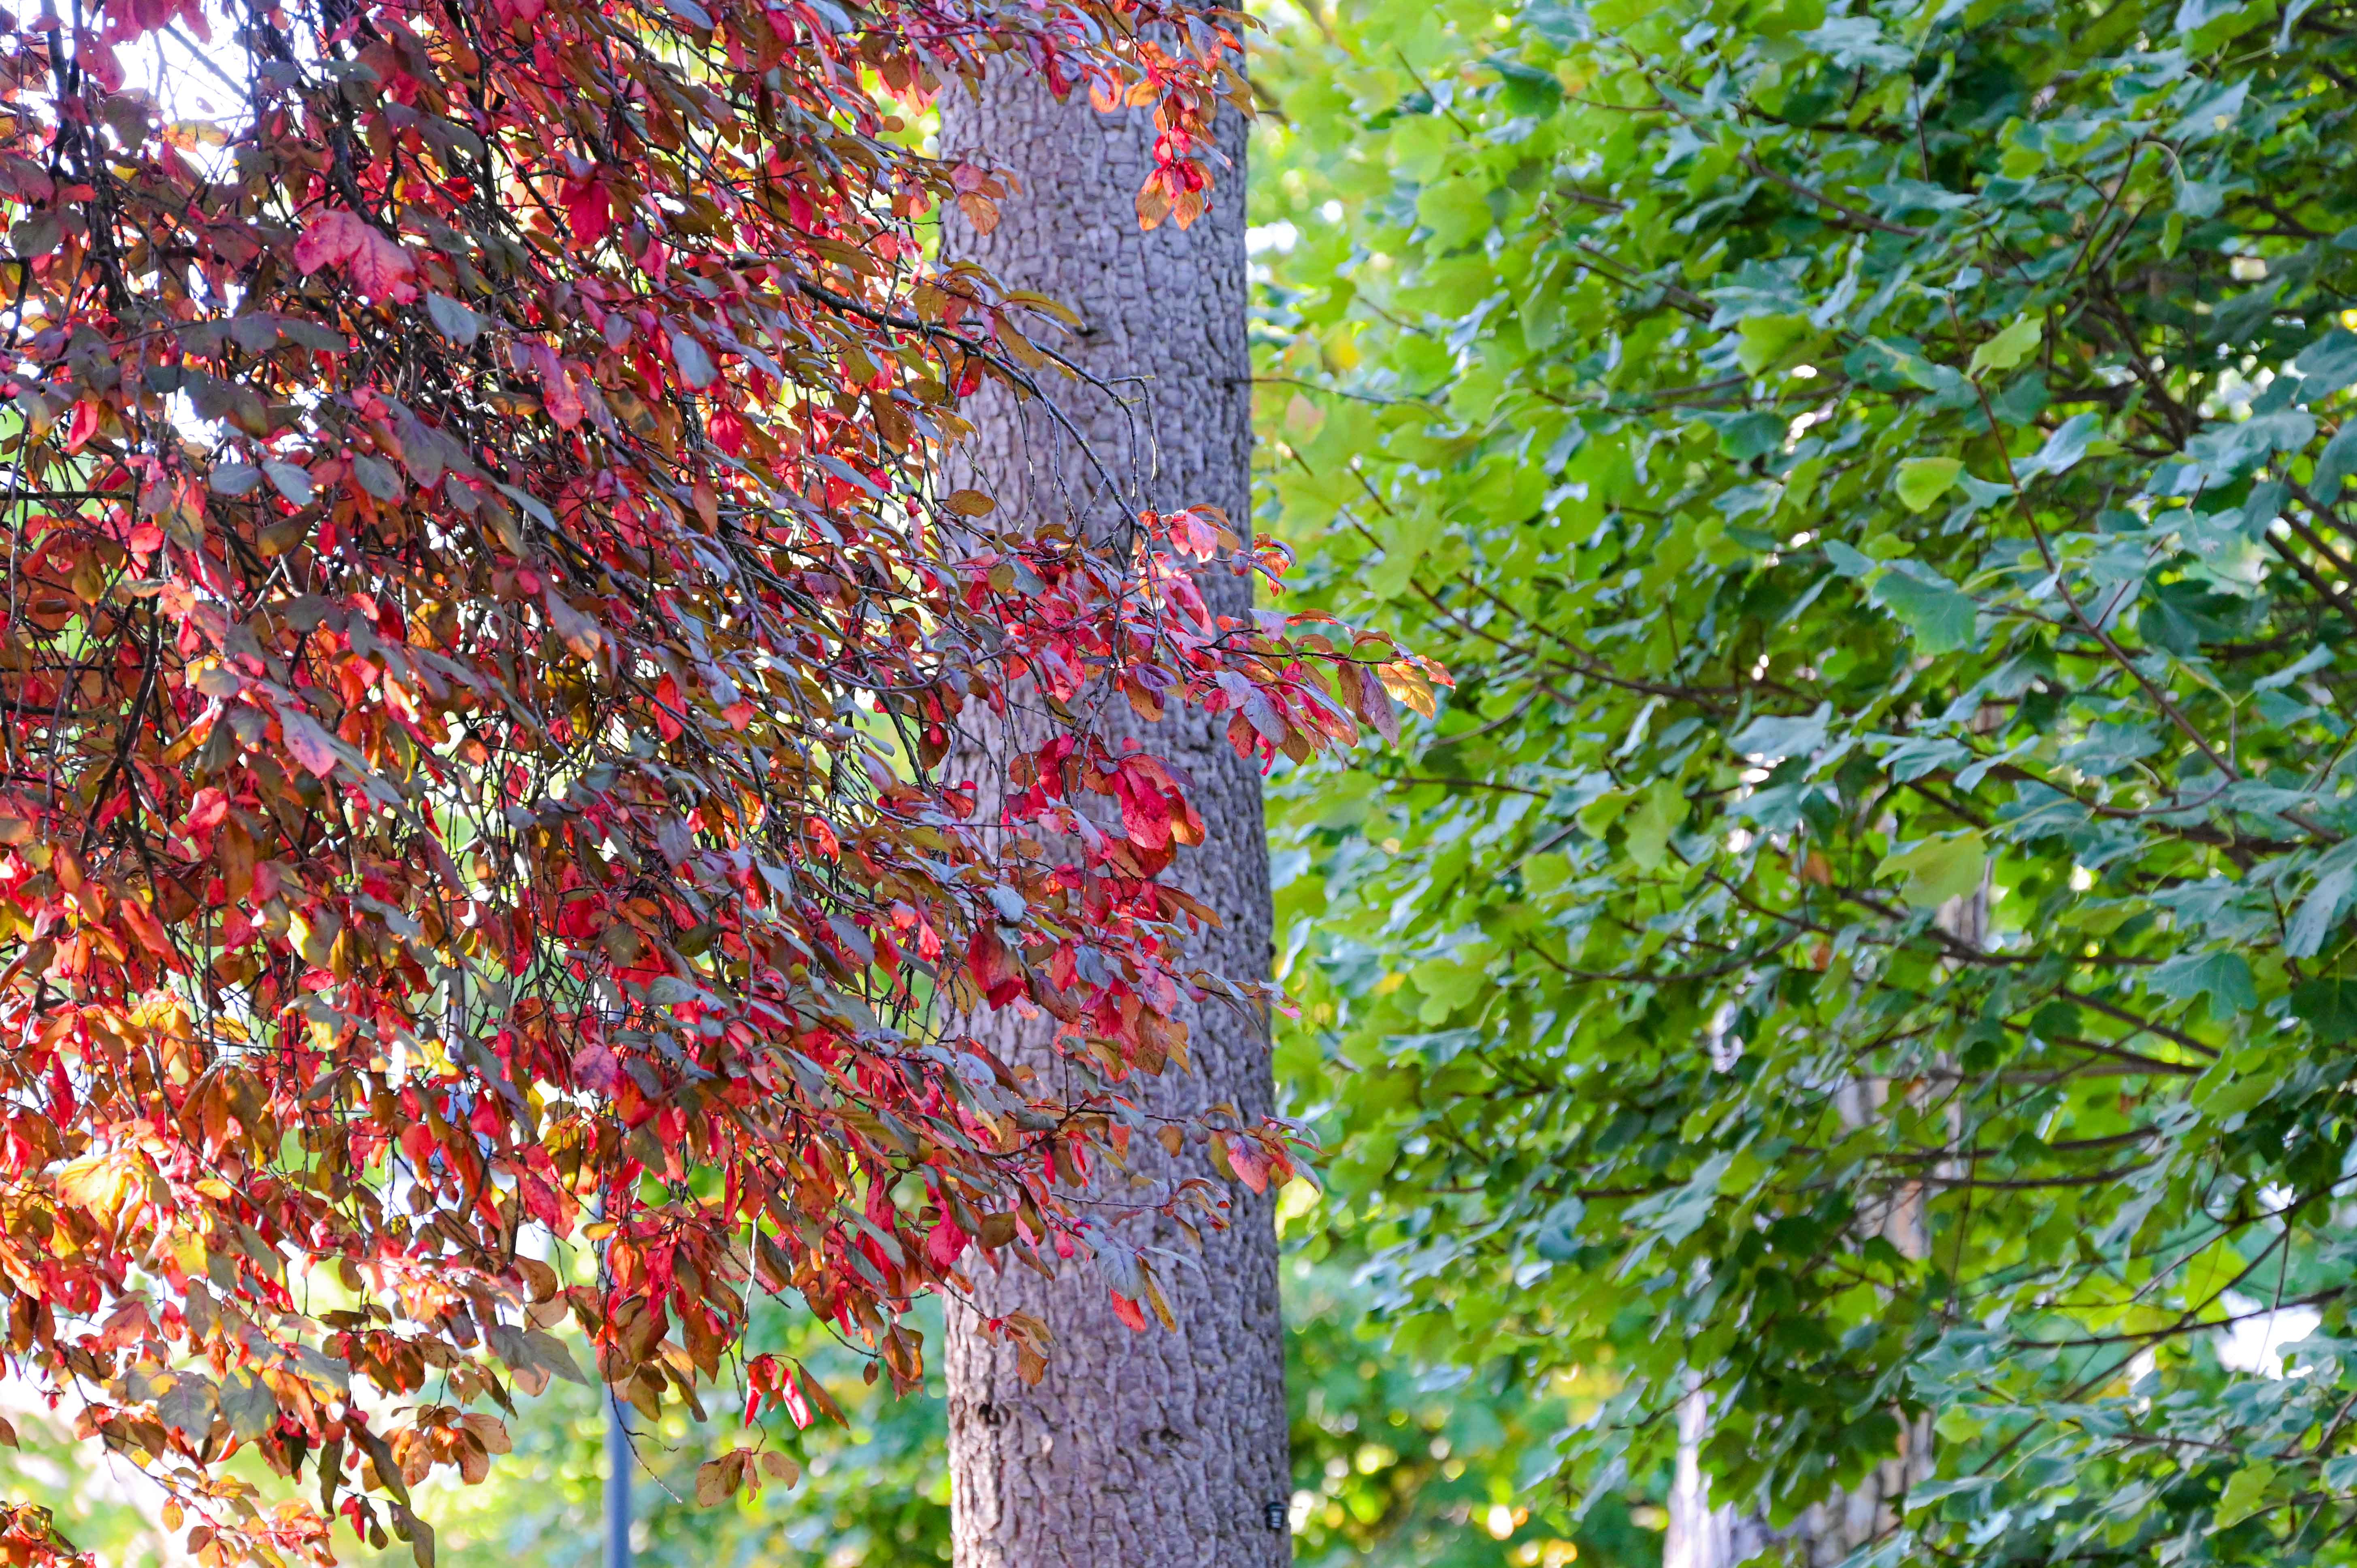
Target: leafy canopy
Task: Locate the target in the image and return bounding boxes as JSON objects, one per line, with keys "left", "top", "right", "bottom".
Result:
{"left": 1258, "top": 0, "right": 2357, "bottom": 1558}
{"left": 0, "top": 1, "right": 1435, "bottom": 1564}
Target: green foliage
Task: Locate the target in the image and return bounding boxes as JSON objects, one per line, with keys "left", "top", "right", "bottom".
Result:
{"left": 1256, "top": 0, "right": 2357, "bottom": 1559}
{"left": 1280, "top": 1243, "right": 1661, "bottom": 1568}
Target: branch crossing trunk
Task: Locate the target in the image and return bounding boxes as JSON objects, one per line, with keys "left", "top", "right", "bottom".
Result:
{"left": 937, "top": 70, "right": 1293, "bottom": 1568}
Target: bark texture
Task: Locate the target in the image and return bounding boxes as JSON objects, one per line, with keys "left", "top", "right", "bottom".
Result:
{"left": 938, "top": 73, "right": 1291, "bottom": 1568}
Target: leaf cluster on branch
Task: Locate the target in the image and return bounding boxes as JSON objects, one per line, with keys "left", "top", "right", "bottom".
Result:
{"left": 0, "top": 0, "right": 1438, "bottom": 1562}
{"left": 1258, "top": 0, "right": 2357, "bottom": 1557}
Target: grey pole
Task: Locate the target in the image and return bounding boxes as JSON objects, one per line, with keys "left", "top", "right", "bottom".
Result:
{"left": 594, "top": 1178, "right": 630, "bottom": 1568}
{"left": 604, "top": 1387, "right": 631, "bottom": 1568}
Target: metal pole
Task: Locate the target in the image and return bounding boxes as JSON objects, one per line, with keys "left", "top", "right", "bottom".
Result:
{"left": 594, "top": 1179, "right": 630, "bottom": 1568}
{"left": 604, "top": 1387, "right": 631, "bottom": 1568}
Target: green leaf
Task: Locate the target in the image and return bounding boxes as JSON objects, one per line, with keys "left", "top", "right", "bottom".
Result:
{"left": 426, "top": 292, "right": 483, "bottom": 346}
{"left": 2193, "top": 1051, "right": 2276, "bottom": 1118}
{"left": 1895, "top": 457, "right": 1963, "bottom": 512}
{"left": 1823, "top": 539, "right": 1877, "bottom": 577}
{"left": 1735, "top": 314, "right": 1818, "bottom": 374}
{"left": 2291, "top": 975, "right": 2357, "bottom": 1041}
{"left": 2023, "top": 412, "right": 2101, "bottom": 477}
{"left": 1625, "top": 1151, "right": 1732, "bottom": 1245}
{"left": 1245, "top": 2, "right": 2357, "bottom": 1559}
{"left": 219, "top": 1367, "right": 279, "bottom": 1442}
{"left": 2285, "top": 866, "right": 2353, "bottom": 958}
{"left": 1729, "top": 702, "right": 1831, "bottom": 760}
{"left": 1877, "top": 831, "right": 1987, "bottom": 908}
{"left": 263, "top": 460, "right": 314, "bottom": 506}
{"left": 2312, "top": 420, "right": 2357, "bottom": 498}
{"left": 669, "top": 328, "right": 717, "bottom": 388}
{"left": 1870, "top": 563, "right": 1978, "bottom": 652}
{"left": 524, "top": 1327, "right": 590, "bottom": 1385}
{"left": 1483, "top": 54, "right": 1564, "bottom": 116}
{"left": 2295, "top": 328, "right": 2357, "bottom": 398}
{"left": 155, "top": 1371, "right": 219, "bottom": 1436}
{"left": 1622, "top": 779, "right": 1686, "bottom": 871}
{"left": 1415, "top": 179, "right": 1494, "bottom": 248}
{"left": 2149, "top": 950, "right": 2258, "bottom": 1017}
{"left": 352, "top": 454, "right": 404, "bottom": 500}
{"left": 2212, "top": 1461, "right": 2276, "bottom": 1530}
{"left": 1968, "top": 316, "right": 2043, "bottom": 378}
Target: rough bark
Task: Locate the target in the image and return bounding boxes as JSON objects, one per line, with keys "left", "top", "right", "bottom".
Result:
{"left": 937, "top": 72, "right": 1291, "bottom": 1568}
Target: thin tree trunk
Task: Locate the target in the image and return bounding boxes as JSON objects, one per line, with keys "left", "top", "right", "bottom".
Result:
{"left": 937, "top": 72, "right": 1291, "bottom": 1568}
{"left": 1666, "top": 890, "right": 1978, "bottom": 1568}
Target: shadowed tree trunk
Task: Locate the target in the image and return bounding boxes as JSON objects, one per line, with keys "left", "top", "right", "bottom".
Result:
{"left": 937, "top": 70, "right": 1292, "bottom": 1568}
{"left": 1666, "top": 891, "right": 1978, "bottom": 1568}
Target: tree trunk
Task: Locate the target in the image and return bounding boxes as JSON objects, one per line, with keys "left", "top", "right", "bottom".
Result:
{"left": 1666, "top": 891, "right": 1978, "bottom": 1568}
{"left": 937, "top": 71, "right": 1291, "bottom": 1568}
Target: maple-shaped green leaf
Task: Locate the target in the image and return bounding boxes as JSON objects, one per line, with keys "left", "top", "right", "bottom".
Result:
{"left": 1249, "top": 3, "right": 2357, "bottom": 1566}
{"left": 2150, "top": 950, "right": 2258, "bottom": 1017}
{"left": 2292, "top": 975, "right": 2357, "bottom": 1041}
{"left": 1871, "top": 562, "right": 1980, "bottom": 652}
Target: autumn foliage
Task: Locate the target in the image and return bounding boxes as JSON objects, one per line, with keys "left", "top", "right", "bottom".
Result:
{"left": 0, "top": 1, "right": 1436, "bottom": 1562}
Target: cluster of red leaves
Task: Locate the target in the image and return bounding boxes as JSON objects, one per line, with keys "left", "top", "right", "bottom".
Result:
{"left": 0, "top": 0, "right": 1441, "bottom": 1564}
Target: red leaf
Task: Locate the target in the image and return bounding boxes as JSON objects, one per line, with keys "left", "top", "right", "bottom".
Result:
{"left": 560, "top": 177, "right": 613, "bottom": 246}
{"left": 924, "top": 1217, "right": 969, "bottom": 1270}
{"left": 653, "top": 674, "right": 684, "bottom": 743}
{"left": 523, "top": 342, "right": 586, "bottom": 429}
{"left": 710, "top": 406, "right": 745, "bottom": 454}
{"left": 967, "top": 927, "right": 1025, "bottom": 1008}
{"left": 776, "top": 1364, "right": 813, "bottom": 1430}
{"left": 186, "top": 787, "right": 229, "bottom": 839}
{"left": 571, "top": 1040, "right": 621, "bottom": 1093}
{"left": 1114, "top": 766, "right": 1173, "bottom": 849}
{"left": 292, "top": 209, "right": 368, "bottom": 274}
{"left": 545, "top": 593, "right": 604, "bottom": 660}
{"left": 1347, "top": 662, "right": 1399, "bottom": 743}
{"left": 1109, "top": 1292, "right": 1147, "bottom": 1332}
{"left": 294, "top": 209, "right": 418, "bottom": 301}
{"left": 64, "top": 399, "right": 100, "bottom": 452}
{"left": 0, "top": 0, "right": 1344, "bottom": 1528}
{"left": 1226, "top": 1137, "right": 1271, "bottom": 1195}
{"left": 347, "top": 226, "right": 418, "bottom": 302}
{"left": 117, "top": 897, "right": 173, "bottom": 960}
